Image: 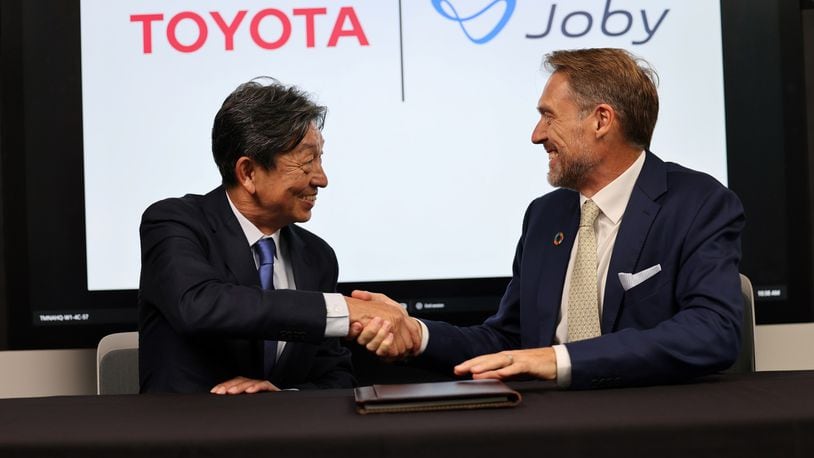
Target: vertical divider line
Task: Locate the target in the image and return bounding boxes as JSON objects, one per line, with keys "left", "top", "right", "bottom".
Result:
{"left": 399, "top": 0, "right": 405, "bottom": 102}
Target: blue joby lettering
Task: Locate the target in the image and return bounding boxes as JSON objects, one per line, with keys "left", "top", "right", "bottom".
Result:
{"left": 525, "top": 0, "right": 669, "bottom": 45}
{"left": 635, "top": 8, "right": 669, "bottom": 45}
{"left": 561, "top": 10, "right": 592, "bottom": 38}
{"left": 602, "top": 0, "right": 632, "bottom": 37}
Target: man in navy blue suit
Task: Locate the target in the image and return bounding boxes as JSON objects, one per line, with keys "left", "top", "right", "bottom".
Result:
{"left": 139, "top": 78, "right": 417, "bottom": 394}
{"left": 356, "top": 48, "right": 745, "bottom": 389}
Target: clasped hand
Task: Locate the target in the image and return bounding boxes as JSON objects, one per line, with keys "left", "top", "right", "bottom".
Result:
{"left": 210, "top": 291, "right": 421, "bottom": 395}
{"left": 211, "top": 293, "right": 557, "bottom": 395}
{"left": 346, "top": 290, "right": 558, "bottom": 381}
{"left": 345, "top": 290, "right": 422, "bottom": 359}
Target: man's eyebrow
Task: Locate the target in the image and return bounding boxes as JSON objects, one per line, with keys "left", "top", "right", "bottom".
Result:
{"left": 297, "top": 141, "right": 321, "bottom": 151}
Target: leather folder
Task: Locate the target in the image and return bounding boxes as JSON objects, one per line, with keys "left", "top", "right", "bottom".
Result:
{"left": 354, "top": 379, "right": 522, "bottom": 414}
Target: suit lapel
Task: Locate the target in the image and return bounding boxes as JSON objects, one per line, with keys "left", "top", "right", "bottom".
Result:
{"left": 282, "top": 225, "right": 318, "bottom": 291}
{"left": 539, "top": 195, "right": 580, "bottom": 345}
{"left": 520, "top": 191, "right": 579, "bottom": 347}
{"left": 273, "top": 225, "right": 315, "bottom": 377}
{"left": 201, "top": 187, "right": 266, "bottom": 378}
{"left": 201, "top": 187, "right": 260, "bottom": 287}
{"left": 602, "top": 152, "right": 667, "bottom": 332}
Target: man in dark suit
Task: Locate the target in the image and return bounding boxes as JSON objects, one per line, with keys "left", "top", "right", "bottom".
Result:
{"left": 356, "top": 48, "right": 745, "bottom": 389}
{"left": 139, "top": 78, "right": 417, "bottom": 394}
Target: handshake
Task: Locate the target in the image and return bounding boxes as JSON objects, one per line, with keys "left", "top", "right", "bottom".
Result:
{"left": 343, "top": 290, "right": 557, "bottom": 381}
{"left": 212, "top": 289, "right": 559, "bottom": 394}
{"left": 345, "top": 290, "right": 423, "bottom": 359}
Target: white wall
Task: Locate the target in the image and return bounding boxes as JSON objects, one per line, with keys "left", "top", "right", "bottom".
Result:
{"left": 1, "top": 323, "right": 813, "bottom": 398}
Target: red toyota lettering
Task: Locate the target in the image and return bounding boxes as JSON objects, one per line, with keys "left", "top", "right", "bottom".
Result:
{"left": 293, "top": 8, "right": 328, "bottom": 48}
{"left": 328, "top": 7, "right": 369, "bottom": 47}
{"left": 167, "top": 11, "right": 208, "bottom": 53}
{"left": 130, "top": 14, "right": 164, "bottom": 54}
{"left": 211, "top": 11, "right": 248, "bottom": 51}
{"left": 250, "top": 9, "right": 291, "bottom": 50}
{"left": 131, "top": 7, "right": 369, "bottom": 53}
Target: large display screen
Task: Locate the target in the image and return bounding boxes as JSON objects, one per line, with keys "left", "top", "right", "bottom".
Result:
{"left": 80, "top": 0, "right": 727, "bottom": 290}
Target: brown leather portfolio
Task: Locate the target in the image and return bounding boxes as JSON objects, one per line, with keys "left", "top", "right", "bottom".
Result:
{"left": 353, "top": 379, "right": 522, "bottom": 414}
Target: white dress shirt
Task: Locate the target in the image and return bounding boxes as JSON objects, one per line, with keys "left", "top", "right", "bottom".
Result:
{"left": 552, "top": 151, "right": 645, "bottom": 386}
{"left": 416, "top": 152, "right": 646, "bottom": 387}
{"left": 226, "top": 192, "right": 349, "bottom": 362}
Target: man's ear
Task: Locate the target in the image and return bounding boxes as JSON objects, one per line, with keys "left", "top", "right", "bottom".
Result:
{"left": 593, "top": 104, "right": 615, "bottom": 140}
{"left": 234, "top": 156, "right": 257, "bottom": 194}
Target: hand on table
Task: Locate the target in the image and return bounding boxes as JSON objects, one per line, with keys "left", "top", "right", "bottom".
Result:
{"left": 454, "top": 347, "right": 557, "bottom": 381}
{"left": 210, "top": 376, "right": 281, "bottom": 395}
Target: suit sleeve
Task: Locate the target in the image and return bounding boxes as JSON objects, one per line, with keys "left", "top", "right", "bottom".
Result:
{"left": 290, "top": 339, "right": 355, "bottom": 389}
{"left": 565, "top": 185, "right": 745, "bottom": 389}
{"left": 417, "top": 205, "right": 533, "bottom": 373}
{"left": 139, "top": 200, "right": 327, "bottom": 343}
{"left": 291, "top": 243, "right": 354, "bottom": 389}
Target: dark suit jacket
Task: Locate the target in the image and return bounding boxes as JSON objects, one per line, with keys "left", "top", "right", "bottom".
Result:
{"left": 138, "top": 186, "right": 354, "bottom": 393}
{"left": 421, "top": 152, "right": 745, "bottom": 389}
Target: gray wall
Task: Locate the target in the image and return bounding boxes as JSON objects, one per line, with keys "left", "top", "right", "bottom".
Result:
{"left": 0, "top": 349, "right": 96, "bottom": 398}
{"left": 1, "top": 325, "right": 814, "bottom": 398}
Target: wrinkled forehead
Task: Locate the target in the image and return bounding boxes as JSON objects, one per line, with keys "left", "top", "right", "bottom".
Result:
{"left": 293, "top": 124, "right": 324, "bottom": 154}
{"left": 538, "top": 71, "right": 578, "bottom": 111}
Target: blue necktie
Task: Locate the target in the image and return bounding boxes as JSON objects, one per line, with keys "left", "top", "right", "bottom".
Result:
{"left": 255, "top": 238, "right": 277, "bottom": 378}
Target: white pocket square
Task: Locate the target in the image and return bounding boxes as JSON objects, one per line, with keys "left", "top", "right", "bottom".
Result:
{"left": 618, "top": 264, "right": 662, "bottom": 291}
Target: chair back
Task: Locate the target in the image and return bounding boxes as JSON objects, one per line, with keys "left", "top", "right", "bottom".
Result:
{"left": 726, "top": 274, "right": 756, "bottom": 373}
{"left": 96, "top": 331, "right": 139, "bottom": 395}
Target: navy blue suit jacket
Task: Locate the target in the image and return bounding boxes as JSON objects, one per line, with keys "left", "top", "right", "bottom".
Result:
{"left": 422, "top": 152, "right": 745, "bottom": 389}
{"left": 138, "top": 187, "right": 354, "bottom": 393}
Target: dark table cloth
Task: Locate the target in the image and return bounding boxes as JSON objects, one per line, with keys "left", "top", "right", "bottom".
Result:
{"left": 1, "top": 371, "right": 812, "bottom": 457}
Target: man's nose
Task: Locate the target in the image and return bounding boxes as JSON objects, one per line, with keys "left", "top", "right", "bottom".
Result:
{"left": 311, "top": 162, "right": 328, "bottom": 188}
{"left": 531, "top": 118, "right": 548, "bottom": 145}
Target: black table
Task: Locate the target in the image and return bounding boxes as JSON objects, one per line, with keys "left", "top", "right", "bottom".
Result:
{"left": 1, "top": 371, "right": 813, "bottom": 457}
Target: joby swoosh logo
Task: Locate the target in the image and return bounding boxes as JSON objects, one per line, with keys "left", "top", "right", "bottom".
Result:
{"left": 432, "top": 0, "right": 516, "bottom": 44}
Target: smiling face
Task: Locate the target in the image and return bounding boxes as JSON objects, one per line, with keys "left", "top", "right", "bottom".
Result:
{"left": 249, "top": 124, "right": 328, "bottom": 231}
{"left": 531, "top": 72, "right": 600, "bottom": 192}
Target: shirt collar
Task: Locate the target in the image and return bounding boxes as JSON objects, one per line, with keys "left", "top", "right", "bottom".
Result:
{"left": 580, "top": 151, "right": 646, "bottom": 224}
{"left": 226, "top": 190, "right": 281, "bottom": 257}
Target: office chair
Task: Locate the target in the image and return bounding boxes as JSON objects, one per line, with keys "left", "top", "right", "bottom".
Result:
{"left": 725, "top": 274, "right": 756, "bottom": 373}
{"left": 96, "top": 331, "right": 139, "bottom": 395}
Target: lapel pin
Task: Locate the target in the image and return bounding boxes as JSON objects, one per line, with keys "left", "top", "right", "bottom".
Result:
{"left": 553, "top": 232, "right": 565, "bottom": 246}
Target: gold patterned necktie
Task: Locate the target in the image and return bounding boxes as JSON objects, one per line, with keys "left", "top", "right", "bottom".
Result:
{"left": 567, "top": 199, "right": 601, "bottom": 342}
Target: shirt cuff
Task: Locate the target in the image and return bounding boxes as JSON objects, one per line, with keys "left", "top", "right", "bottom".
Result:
{"left": 552, "top": 344, "right": 572, "bottom": 388}
{"left": 323, "top": 293, "right": 349, "bottom": 337}
{"left": 416, "top": 319, "right": 430, "bottom": 354}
